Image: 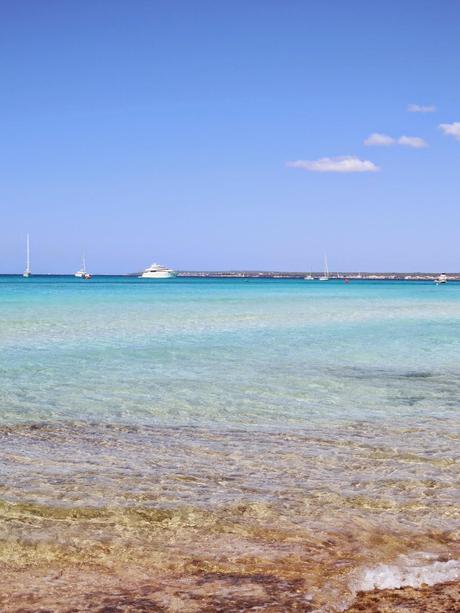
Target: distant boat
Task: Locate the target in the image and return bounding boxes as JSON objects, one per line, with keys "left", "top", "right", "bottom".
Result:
{"left": 75, "top": 254, "right": 92, "bottom": 279}
{"left": 139, "top": 263, "right": 175, "bottom": 279}
{"left": 435, "top": 273, "right": 447, "bottom": 285}
{"left": 319, "top": 255, "right": 329, "bottom": 281}
{"left": 23, "top": 234, "right": 31, "bottom": 278}
{"left": 304, "top": 268, "right": 314, "bottom": 280}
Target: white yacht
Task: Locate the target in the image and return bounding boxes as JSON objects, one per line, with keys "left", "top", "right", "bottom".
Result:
{"left": 139, "top": 263, "right": 176, "bottom": 279}
{"left": 435, "top": 273, "right": 447, "bottom": 285}
{"left": 304, "top": 273, "right": 314, "bottom": 280}
{"left": 23, "top": 234, "right": 31, "bottom": 278}
{"left": 75, "top": 254, "right": 92, "bottom": 279}
{"left": 319, "top": 255, "right": 329, "bottom": 281}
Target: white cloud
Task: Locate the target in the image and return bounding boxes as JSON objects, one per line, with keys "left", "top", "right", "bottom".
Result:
{"left": 364, "top": 133, "right": 428, "bottom": 148}
{"left": 439, "top": 122, "right": 460, "bottom": 140}
{"left": 408, "top": 104, "right": 436, "bottom": 113}
{"left": 287, "top": 156, "right": 379, "bottom": 173}
{"left": 364, "top": 133, "right": 395, "bottom": 146}
{"left": 398, "top": 135, "right": 428, "bottom": 148}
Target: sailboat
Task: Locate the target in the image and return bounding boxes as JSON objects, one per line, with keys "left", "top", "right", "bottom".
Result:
{"left": 75, "top": 253, "right": 92, "bottom": 279}
{"left": 23, "top": 234, "right": 31, "bottom": 278}
{"left": 435, "top": 273, "right": 447, "bottom": 285}
{"left": 319, "top": 255, "right": 329, "bottom": 281}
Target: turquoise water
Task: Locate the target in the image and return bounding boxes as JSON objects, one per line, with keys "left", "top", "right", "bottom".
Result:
{"left": 1, "top": 276, "right": 459, "bottom": 426}
{"left": 0, "top": 276, "right": 459, "bottom": 610}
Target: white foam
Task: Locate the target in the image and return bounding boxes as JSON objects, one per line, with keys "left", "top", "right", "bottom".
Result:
{"left": 351, "top": 552, "right": 460, "bottom": 592}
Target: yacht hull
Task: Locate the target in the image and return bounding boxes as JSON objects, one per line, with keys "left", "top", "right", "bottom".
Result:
{"left": 140, "top": 271, "right": 175, "bottom": 279}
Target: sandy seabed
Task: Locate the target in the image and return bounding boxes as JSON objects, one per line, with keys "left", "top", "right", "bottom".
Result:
{"left": 0, "top": 567, "right": 459, "bottom": 612}
{"left": 348, "top": 580, "right": 460, "bottom": 612}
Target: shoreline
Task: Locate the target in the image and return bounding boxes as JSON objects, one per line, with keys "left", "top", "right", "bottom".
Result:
{"left": 1, "top": 565, "right": 458, "bottom": 611}
{"left": 347, "top": 579, "right": 460, "bottom": 612}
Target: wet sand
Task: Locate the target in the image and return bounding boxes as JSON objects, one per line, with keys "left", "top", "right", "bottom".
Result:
{"left": 1, "top": 568, "right": 459, "bottom": 611}
{"left": 347, "top": 579, "right": 460, "bottom": 612}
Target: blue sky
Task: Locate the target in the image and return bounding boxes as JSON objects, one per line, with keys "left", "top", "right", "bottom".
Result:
{"left": 1, "top": 1, "right": 459, "bottom": 273}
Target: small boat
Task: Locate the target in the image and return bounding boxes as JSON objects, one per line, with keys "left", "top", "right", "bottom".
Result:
{"left": 304, "top": 269, "right": 314, "bottom": 280}
{"left": 23, "top": 234, "right": 31, "bottom": 278}
{"left": 139, "top": 263, "right": 175, "bottom": 279}
{"left": 75, "top": 254, "right": 92, "bottom": 279}
{"left": 319, "top": 255, "right": 329, "bottom": 281}
{"left": 435, "top": 273, "right": 447, "bottom": 285}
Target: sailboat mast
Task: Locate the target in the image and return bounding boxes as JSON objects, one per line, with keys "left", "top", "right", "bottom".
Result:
{"left": 82, "top": 253, "right": 86, "bottom": 273}
{"left": 324, "top": 254, "right": 329, "bottom": 278}
{"left": 26, "top": 234, "right": 30, "bottom": 272}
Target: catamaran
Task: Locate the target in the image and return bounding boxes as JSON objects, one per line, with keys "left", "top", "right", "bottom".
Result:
{"left": 75, "top": 254, "right": 92, "bottom": 279}
{"left": 139, "top": 263, "right": 176, "bottom": 279}
{"left": 23, "top": 234, "right": 31, "bottom": 278}
{"left": 319, "top": 255, "right": 329, "bottom": 281}
{"left": 435, "top": 273, "right": 447, "bottom": 285}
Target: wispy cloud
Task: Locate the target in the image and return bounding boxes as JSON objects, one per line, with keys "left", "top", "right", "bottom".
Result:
{"left": 439, "top": 122, "right": 460, "bottom": 140}
{"left": 364, "top": 133, "right": 395, "bottom": 146}
{"left": 364, "top": 133, "right": 427, "bottom": 148}
{"left": 287, "top": 156, "right": 379, "bottom": 173}
{"left": 408, "top": 104, "right": 436, "bottom": 113}
{"left": 398, "top": 135, "right": 427, "bottom": 148}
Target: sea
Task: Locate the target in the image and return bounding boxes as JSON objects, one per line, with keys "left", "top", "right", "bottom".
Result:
{"left": 0, "top": 276, "right": 459, "bottom": 611}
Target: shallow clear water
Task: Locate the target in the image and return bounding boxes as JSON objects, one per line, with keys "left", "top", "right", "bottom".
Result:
{"left": 0, "top": 276, "right": 459, "bottom": 610}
